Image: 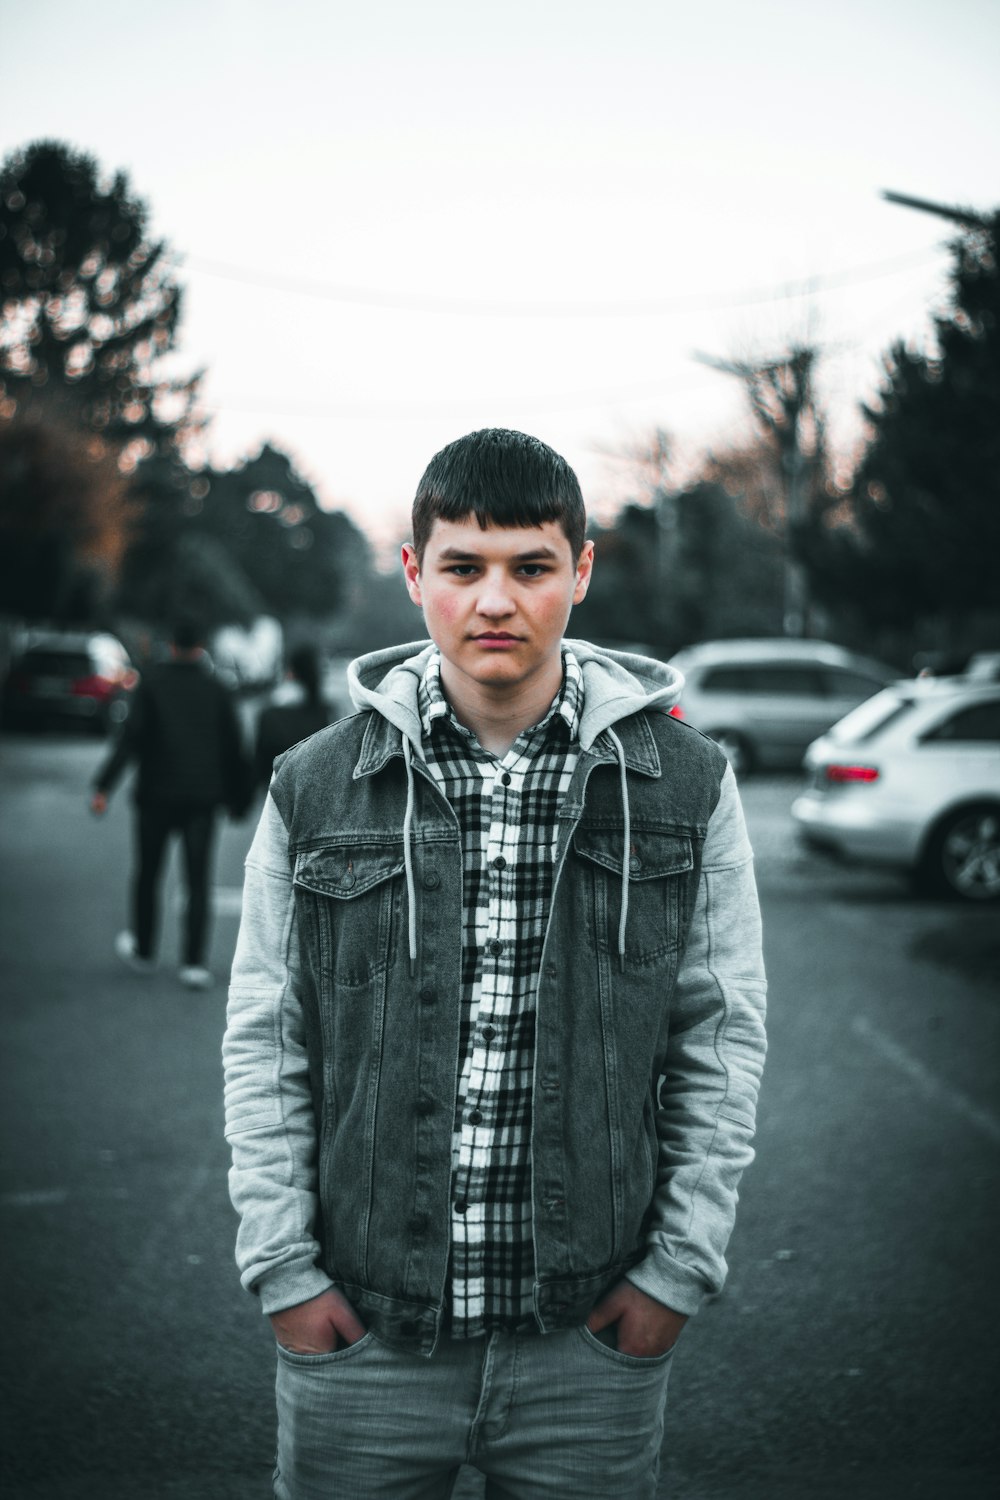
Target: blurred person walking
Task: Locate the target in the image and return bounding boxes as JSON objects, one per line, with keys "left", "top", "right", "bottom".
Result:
{"left": 90, "top": 616, "right": 251, "bottom": 990}
{"left": 254, "top": 645, "right": 330, "bottom": 789}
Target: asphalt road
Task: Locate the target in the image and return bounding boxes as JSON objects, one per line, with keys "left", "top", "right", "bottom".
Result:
{"left": 1, "top": 733, "right": 998, "bottom": 1500}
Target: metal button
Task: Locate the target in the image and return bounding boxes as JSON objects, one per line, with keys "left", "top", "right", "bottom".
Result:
{"left": 341, "top": 870, "right": 357, "bottom": 888}
{"left": 415, "top": 1096, "right": 435, "bottom": 1117}
{"left": 418, "top": 986, "right": 436, "bottom": 1005}
{"left": 629, "top": 855, "right": 642, "bottom": 873}
{"left": 409, "top": 1213, "right": 428, "bottom": 1235}
{"left": 422, "top": 869, "right": 440, "bottom": 889}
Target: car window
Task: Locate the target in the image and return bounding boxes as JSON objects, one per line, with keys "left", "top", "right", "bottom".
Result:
{"left": 747, "top": 664, "right": 824, "bottom": 696}
{"left": 922, "top": 701, "right": 1000, "bottom": 743}
{"left": 699, "top": 663, "right": 823, "bottom": 695}
{"left": 20, "top": 650, "right": 91, "bottom": 675}
{"left": 698, "top": 665, "right": 755, "bottom": 693}
{"left": 827, "top": 691, "right": 914, "bottom": 744}
{"left": 821, "top": 668, "right": 886, "bottom": 699}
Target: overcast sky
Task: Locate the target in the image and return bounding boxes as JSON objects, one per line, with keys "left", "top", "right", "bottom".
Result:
{"left": 2, "top": 0, "right": 998, "bottom": 551}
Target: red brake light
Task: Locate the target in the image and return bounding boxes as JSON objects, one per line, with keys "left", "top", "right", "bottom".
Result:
{"left": 669, "top": 704, "right": 685, "bottom": 720}
{"left": 71, "top": 674, "right": 115, "bottom": 701}
{"left": 825, "top": 764, "right": 879, "bottom": 783}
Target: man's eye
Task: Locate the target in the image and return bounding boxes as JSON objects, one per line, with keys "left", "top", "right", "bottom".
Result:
{"left": 518, "top": 565, "right": 548, "bottom": 577}
{"left": 447, "top": 565, "right": 477, "bottom": 577}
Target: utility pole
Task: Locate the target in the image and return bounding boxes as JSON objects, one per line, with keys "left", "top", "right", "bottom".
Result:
{"left": 693, "top": 347, "right": 816, "bottom": 637}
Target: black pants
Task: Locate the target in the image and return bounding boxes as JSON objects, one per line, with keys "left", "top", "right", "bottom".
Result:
{"left": 133, "top": 802, "right": 217, "bottom": 965}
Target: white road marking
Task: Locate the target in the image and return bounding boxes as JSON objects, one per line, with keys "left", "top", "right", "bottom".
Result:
{"left": 851, "top": 1015, "right": 1000, "bottom": 1147}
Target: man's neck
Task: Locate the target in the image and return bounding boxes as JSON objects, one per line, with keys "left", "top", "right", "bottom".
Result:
{"left": 439, "top": 656, "right": 563, "bottom": 758}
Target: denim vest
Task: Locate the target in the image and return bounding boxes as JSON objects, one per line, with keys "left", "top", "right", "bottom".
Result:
{"left": 270, "top": 704, "right": 726, "bottom": 1354}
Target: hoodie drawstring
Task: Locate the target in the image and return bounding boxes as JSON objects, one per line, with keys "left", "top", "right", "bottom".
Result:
{"left": 402, "top": 736, "right": 418, "bottom": 976}
{"left": 606, "top": 728, "right": 631, "bottom": 971}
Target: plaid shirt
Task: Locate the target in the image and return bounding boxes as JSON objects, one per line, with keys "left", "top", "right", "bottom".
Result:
{"left": 418, "top": 648, "right": 583, "bottom": 1337}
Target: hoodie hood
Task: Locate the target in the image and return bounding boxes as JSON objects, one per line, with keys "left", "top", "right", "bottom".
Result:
{"left": 347, "top": 638, "right": 684, "bottom": 755}
{"left": 347, "top": 637, "right": 685, "bottom": 976}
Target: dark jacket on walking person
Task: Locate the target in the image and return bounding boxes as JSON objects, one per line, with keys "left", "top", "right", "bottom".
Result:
{"left": 253, "top": 645, "right": 329, "bottom": 789}
{"left": 91, "top": 618, "right": 251, "bottom": 988}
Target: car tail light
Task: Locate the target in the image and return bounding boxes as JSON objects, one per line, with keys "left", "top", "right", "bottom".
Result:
{"left": 71, "top": 674, "right": 115, "bottom": 702}
{"left": 669, "top": 704, "right": 685, "bottom": 720}
{"left": 825, "top": 763, "right": 880, "bottom": 783}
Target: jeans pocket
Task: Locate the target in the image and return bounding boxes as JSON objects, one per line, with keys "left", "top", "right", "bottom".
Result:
{"left": 275, "top": 1331, "right": 375, "bottom": 1367}
{"left": 579, "top": 1324, "right": 675, "bottom": 1369}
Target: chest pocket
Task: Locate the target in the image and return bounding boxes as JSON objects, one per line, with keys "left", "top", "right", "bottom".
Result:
{"left": 293, "top": 844, "right": 404, "bottom": 988}
{"left": 573, "top": 827, "right": 694, "bottom": 967}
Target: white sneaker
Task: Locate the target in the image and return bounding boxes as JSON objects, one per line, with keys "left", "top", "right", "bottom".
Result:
{"left": 179, "top": 965, "right": 214, "bottom": 990}
{"left": 114, "top": 931, "right": 156, "bottom": 974}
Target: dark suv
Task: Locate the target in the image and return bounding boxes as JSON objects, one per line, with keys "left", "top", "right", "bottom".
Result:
{"left": 2, "top": 630, "right": 138, "bottom": 733}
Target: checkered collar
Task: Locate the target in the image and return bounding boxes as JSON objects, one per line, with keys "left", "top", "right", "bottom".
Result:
{"left": 418, "top": 647, "right": 583, "bottom": 751}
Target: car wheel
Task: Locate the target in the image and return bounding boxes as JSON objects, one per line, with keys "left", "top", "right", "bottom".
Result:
{"left": 919, "top": 803, "right": 1000, "bottom": 902}
{"left": 707, "top": 729, "right": 754, "bottom": 777}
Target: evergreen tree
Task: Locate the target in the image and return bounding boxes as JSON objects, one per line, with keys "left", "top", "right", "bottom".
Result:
{"left": 799, "top": 211, "right": 1000, "bottom": 639}
{"left": 0, "top": 140, "right": 194, "bottom": 449}
{"left": 191, "top": 443, "right": 371, "bottom": 620}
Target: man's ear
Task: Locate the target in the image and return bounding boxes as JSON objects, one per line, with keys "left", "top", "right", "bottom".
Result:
{"left": 401, "top": 543, "right": 423, "bottom": 607}
{"left": 572, "top": 540, "right": 595, "bottom": 605}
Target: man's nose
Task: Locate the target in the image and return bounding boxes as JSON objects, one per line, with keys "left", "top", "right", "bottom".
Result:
{"left": 476, "top": 574, "right": 516, "bottom": 617}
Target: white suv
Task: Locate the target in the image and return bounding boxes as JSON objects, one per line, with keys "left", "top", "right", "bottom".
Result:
{"left": 668, "top": 639, "right": 895, "bottom": 775}
{"left": 792, "top": 678, "right": 1000, "bottom": 901}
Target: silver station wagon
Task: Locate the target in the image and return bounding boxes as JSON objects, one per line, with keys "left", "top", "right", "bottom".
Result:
{"left": 668, "top": 639, "right": 896, "bottom": 775}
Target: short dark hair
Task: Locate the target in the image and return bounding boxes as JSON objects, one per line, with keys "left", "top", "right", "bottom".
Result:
{"left": 411, "top": 428, "right": 586, "bottom": 559}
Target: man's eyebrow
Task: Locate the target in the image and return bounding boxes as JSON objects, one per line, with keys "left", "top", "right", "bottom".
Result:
{"left": 436, "top": 545, "right": 561, "bottom": 561}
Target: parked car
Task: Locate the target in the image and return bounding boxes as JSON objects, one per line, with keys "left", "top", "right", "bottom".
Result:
{"left": 667, "top": 639, "right": 896, "bottom": 774}
{"left": 1, "top": 629, "right": 138, "bottom": 733}
{"left": 791, "top": 678, "right": 1000, "bottom": 901}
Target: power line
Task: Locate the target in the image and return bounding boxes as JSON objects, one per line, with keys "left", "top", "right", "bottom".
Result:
{"left": 181, "top": 244, "right": 947, "bottom": 320}
{"left": 198, "top": 370, "right": 725, "bottom": 423}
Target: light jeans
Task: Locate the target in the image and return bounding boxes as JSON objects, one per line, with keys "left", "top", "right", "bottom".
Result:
{"left": 273, "top": 1325, "right": 675, "bottom": 1499}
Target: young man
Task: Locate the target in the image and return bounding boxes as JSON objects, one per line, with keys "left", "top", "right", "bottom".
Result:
{"left": 224, "top": 429, "right": 767, "bottom": 1498}
{"left": 92, "top": 616, "right": 250, "bottom": 989}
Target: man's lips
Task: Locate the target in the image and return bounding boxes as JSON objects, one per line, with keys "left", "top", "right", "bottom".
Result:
{"left": 472, "top": 632, "right": 520, "bottom": 641}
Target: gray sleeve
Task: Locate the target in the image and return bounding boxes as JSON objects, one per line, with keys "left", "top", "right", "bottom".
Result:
{"left": 222, "top": 792, "right": 335, "bottom": 1315}
{"left": 628, "top": 763, "right": 768, "bottom": 1315}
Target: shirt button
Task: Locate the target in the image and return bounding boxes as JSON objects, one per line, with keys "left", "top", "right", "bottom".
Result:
{"left": 492, "top": 855, "right": 507, "bottom": 870}
{"left": 481, "top": 1025, "right": 496, "bottom": 1042}
{"left": 467, "top": 1108, "right": 483, "bottom": 1125}
{"left": 501, "top": 773, "right": 511, "bottom": 787}
{"left": 454, "top": 1199, "right": 468, "bottom": 1214}
{"left": 488, "top": 939, "right": 503, "bottom": 957}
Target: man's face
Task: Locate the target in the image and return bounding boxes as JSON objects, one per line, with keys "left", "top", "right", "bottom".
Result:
{"left": 402, "top": 518, "right": 593, "bottom": 699}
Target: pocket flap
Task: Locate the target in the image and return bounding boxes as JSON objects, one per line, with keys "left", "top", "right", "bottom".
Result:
{"left": 293, "top": 844, "right": 404, "bottom": 899}
{"left": 573, "top": 828, "right": 693, "bottom": 880}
